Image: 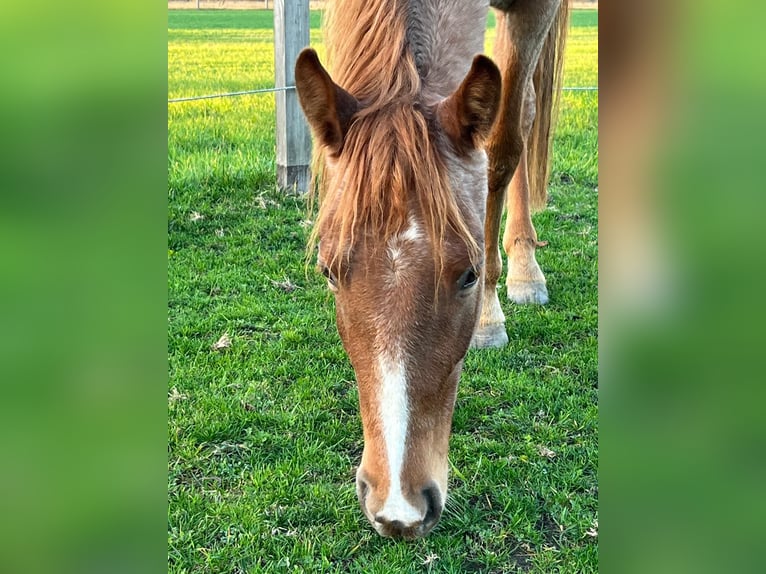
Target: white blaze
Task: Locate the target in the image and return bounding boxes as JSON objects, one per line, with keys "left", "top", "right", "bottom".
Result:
{"left": 376, "top": 353, "right": 422, "bottom": 525}
{"left": 374, "top": 216, "right": 424, "bottom": 526}
{"left": 386, "top": 218, "right": 423, "bottom": 272}
{"left": 400, "top": 217, "right": 423, "bottom": 243}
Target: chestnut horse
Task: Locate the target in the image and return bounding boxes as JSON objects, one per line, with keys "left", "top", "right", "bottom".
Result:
{"left": 295, "top": 0, "right": 568, "bottom": 538}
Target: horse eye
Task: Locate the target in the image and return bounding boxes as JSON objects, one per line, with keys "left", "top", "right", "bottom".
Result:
{"left": 320, "top": 265, "right": 338, "bottom": 290}
{"left": 458, "top": 268, "right": 479, "bottom": 290}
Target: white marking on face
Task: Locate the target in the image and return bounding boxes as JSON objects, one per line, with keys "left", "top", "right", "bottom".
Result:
{"left": 387, "top": 244, "right": 403, "bottom": 264}
{"left": 386, "top": 217, "right": 424, "bottom": 271}
{"left": 373, "top": 211, "right": 427, "bottom": 526}
{"left": 400, "top": 216, "right": 423, "bottom": 243}
{"left": 376, "top": 352, "right": 422, "bottom": 526}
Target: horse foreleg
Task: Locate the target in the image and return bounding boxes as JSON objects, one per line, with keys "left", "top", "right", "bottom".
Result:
{"left": 471, "top": 1, "right": 560, "bottom": 349}
{"left": 472, "top": 144, "right": 515, "bottom": 348}
{"left": 471, "top": 11, "right": 522, "bottom": 349}
{"left": 503, "top": 80, "right": 549, "bottom": 304}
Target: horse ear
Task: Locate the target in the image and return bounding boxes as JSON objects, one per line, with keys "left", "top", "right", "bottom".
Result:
{"left": 437, "top": 55, "right": 502, "bottom": 152}
{"left": 295, "top": 48, "right": 359, "bottom": 155}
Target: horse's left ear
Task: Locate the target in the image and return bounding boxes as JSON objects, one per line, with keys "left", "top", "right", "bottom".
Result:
{"left": 437, "top": 55, "right": 501, "bottom": 152}
{"left": 295, "top": 48, "right": 359, "bottom": 156}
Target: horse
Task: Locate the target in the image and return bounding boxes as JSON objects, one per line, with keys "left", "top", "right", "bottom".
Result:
{"left": 295, "top": 0, "right": 568, "bottom": 538}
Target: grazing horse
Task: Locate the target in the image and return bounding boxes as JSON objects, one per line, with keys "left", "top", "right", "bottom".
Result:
{"left": 295, "top": 0, "right": 568, "bottom": 538}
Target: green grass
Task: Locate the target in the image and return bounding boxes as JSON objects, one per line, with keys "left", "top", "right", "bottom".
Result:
{"left": 168, "top": 9, "right": 597, "bottom": 573}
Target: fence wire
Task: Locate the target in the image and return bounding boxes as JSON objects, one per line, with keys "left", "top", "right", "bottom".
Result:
{"left": 168, "top": 85, "right": 295, "bottom": 103}
{"left": 168, "top": 85, "right": 597, "bottom": 104}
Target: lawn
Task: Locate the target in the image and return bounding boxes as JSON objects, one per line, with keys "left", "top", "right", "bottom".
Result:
{"left": 168, "top": 8, "right": 598, "bottom": 573}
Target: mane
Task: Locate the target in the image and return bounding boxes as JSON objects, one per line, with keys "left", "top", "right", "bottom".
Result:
{"left": 324, "top": 0, "right": 419, "bottom": 106}
{"left": 308, "top": 0, "right": 480, "bottom": 273}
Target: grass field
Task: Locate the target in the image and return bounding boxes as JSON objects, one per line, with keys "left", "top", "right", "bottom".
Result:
{"left": 168, "top": 9, "right": 598, "bottom": 573}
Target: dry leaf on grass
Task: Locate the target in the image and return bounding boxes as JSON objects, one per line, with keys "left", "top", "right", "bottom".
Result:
{"left": 586, "top": 519, "right": 598, "bottom": 538}
{"left": 208, "top": 441, "right": 249, "bottom": 456}
{"left": 271, "top": 277, "right": 298, "bottom": 293}
{"left": 256, "top": 196, "right": 278, "bottom": 210}
{"left": 168, "top": 387, "right": 188, "bottom": 402}
{"left": 211, "top": 332, "right": 232, "bottom": 351}
{"left": 538, "top": 445, "right": 556, "bottom": 459}
{"left": 190, "top": 211, "right": 204, "bottom": 222}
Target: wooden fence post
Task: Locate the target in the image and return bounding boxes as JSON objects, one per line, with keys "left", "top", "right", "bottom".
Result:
{"left": 274, "top": 0, "right": 310, "bottom": 193}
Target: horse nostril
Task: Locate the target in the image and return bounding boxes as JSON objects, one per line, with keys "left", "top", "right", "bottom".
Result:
{"left": 422, "top": 483, "right": 443, "bottom": 527}
{"left": 375, "top": 515, "right": 405, "bottom": 529}
{"left": 356, "top": 476, "right": 371, "bottom": 510}
{"left": 374, "top": 515, "right": 409, "bottom": 537}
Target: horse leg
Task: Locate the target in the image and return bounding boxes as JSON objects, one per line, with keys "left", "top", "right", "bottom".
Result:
{"left": 472, "top": 0, "right": 561, "bottom": 349}
{"left": 504, "top": 80, "right": 549, "bottom": 304}
{"left": 472, "top": 136, "right": 514, "bottom": 348}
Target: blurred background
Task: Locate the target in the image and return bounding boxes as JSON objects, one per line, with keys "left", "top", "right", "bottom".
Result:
{"left": 0, "top": 1, "right": 165, "bottom": 573}
{"left": 600, "top": 1, "right": 765, "bottom": 572}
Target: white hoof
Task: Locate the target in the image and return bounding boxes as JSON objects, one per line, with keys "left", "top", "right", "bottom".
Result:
{"left": 474, "top": 284, "right": 509, "bottom": 348}
{"left": 506, "top": 280, "right": 549, "bottom": 305}
{"left": 471, "top": 323, "right": 509, "bottom": 349}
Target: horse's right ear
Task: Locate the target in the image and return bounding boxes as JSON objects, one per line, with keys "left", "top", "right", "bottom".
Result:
{"left": 295, "top": 49, "right": 359, "bottom": 156}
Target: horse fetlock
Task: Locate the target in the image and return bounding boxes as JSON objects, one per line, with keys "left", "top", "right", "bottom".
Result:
{"left": 471, "top": 286, "right": 509, "bottom": 348}
{"left": 505, "top": 238, "right": 549, "bottom": 305}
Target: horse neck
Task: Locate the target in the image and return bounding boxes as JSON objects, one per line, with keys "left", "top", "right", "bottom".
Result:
{"left": 406, "top": 0, "right": 490, "bottom": 101}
